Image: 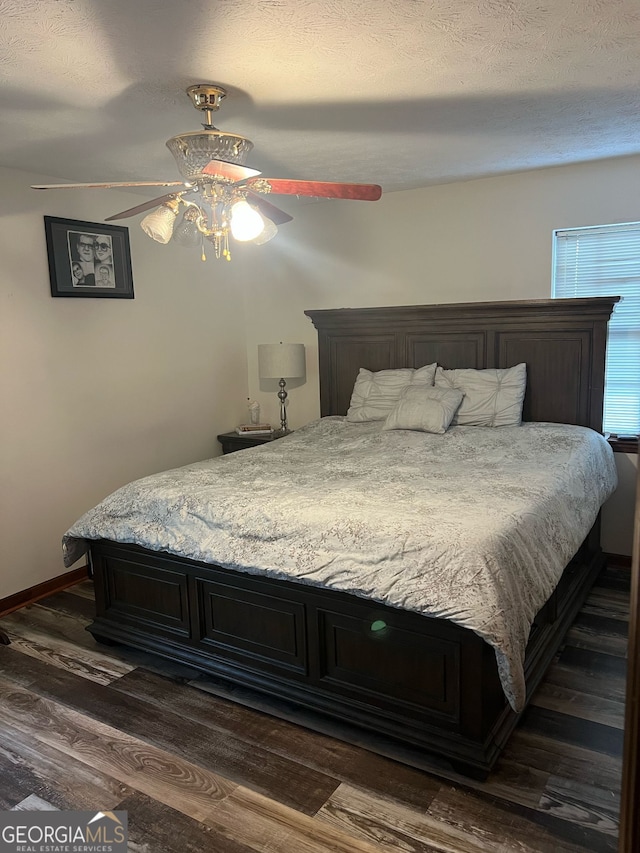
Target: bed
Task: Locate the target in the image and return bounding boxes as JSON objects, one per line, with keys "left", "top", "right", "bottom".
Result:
{"left": 66, "top": 296, "right": 619, "bottom": 778}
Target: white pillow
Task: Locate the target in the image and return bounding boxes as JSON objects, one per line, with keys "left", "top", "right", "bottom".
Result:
{"left": 346, "top": 363, "right": 437, "bottom": 423}
{"left": 383, "top": 386, "right": 464, "bottom": 434}
{"left": 434, "top": 363, "right": 527, "bottom": 427}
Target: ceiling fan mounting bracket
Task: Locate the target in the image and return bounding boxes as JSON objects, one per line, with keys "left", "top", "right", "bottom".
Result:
{"left": 186, "top": 84, "right": 227, "bottom": 130}
{"left": 186, "top": 84, "right": 227, "bottom": 111}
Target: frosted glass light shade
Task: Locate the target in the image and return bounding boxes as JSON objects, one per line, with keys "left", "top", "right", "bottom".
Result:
{"left": 230, "top": 200, "right": 264, "bottom": 242}
{"left": 258, "top": 343, "right": 305, "bottom": 379}
{"left": 141, "top": 205, "right": 178, "bottom": 244}
{"left": 252, "top": 217, "right": 278, "bottom": 245}
{"left": 172, "top": 211, "right": 201, "bottom": 248}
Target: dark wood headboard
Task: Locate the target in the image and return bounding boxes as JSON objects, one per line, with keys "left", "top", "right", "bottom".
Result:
{"left": 305, "top": 297, "right": 619, "bottom": 431}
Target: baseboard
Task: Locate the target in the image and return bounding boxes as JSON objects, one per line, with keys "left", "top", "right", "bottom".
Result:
{"left": 0, "top": 566, "right": 89, "bottom": 617}
{"left": 604, "top": 552, "right": 632, "bottom": 568}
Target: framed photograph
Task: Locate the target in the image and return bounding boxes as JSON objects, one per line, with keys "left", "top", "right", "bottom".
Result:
{"left": 44, "top": 216, "right": 134, "bottom": 299}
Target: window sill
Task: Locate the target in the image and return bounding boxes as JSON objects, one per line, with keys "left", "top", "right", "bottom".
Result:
{"left": 606, "top": 434, "right": 639, "bottom": 454}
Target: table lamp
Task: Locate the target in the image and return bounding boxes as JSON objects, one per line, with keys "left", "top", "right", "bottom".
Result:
{"left": 258, "top": 342, "right": 306, "bottom": 433}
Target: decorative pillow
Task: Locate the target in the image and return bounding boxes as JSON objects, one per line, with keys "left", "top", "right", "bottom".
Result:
{"left": 434, "top": 363, "right": 527, "bottom": 427}
{"left": 346, "top": 363, "right": 437, "bottom": 423}
{"left": 383, "top": 386, "right": 464, "bottom": 434}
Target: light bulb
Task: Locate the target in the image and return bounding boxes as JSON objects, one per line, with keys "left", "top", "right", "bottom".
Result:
{"left": 252, "top": 216, "right": 278, "bottom": 245}
{"left": 172, "top": 210, "right": 202, "bottom": 248}
{"left": 141, "top": 203, "right": 179, "bottom": 244}
{"left": 230, "top": 199, "right": 264, "bottom": 242}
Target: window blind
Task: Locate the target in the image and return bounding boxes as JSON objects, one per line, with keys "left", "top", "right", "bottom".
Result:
{"left": 553, "top": 222, "right": 640, "bottom": 435}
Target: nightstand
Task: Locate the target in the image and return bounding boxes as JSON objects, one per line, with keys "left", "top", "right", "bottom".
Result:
{"left": 217, "top": 430, "right": 288, "bottom": 454}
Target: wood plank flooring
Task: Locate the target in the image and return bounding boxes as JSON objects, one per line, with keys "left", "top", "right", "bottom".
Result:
{"left": 0, "top": 564, "right": 629, "bottom": 853}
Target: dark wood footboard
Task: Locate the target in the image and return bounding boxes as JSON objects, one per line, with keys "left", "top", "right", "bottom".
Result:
{"left": 87, "top": 535, "right": 604, "bottom": 777}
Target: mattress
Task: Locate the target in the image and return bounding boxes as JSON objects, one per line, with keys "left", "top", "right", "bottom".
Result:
{"left": 63, "top": 417, "right": 617, "bottom": 710}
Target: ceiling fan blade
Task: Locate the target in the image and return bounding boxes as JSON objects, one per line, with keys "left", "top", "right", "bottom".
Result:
{"left": 202, "top": 160, "right": 261, "bottom": 182}
{"left": 246, "top": 191, "right": 293, "bottom": 225}
{"left": 245, "top": 178, "right": 382, "bottom": 201}
{"left": 104, "top": 192, "right": 187, "bottom": 222}
{"left": 31, "top": 180, "right": 187, "bottom": 190}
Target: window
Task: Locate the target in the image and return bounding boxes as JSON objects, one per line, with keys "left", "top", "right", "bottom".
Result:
{"left": 552, "top": 222, "right": 640, "bottom": 437}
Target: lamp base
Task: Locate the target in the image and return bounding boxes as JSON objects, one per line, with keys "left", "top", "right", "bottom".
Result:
{"left": 277, "top": 378, "right": 288, "bottom": 433}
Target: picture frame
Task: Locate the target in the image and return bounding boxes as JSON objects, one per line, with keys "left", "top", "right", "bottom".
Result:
{"left": 44, "top": 216, "right": 134, "bottom": 299}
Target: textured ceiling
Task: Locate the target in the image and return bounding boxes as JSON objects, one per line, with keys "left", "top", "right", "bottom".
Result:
{"left": 2, "top": 0, "right": 640, "bottom": 199}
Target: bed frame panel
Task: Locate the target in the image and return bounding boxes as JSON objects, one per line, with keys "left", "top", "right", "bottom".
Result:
{"left": 87, "top": 296, "right": 619, "bottom": 778}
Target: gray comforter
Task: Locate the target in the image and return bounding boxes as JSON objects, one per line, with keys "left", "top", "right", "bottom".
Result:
{"left": 63, "top": 418, "right": 617, "bottom": 710}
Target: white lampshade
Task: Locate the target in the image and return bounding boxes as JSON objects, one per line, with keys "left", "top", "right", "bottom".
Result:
{"left": 258, "top": 343, "right": 305, "bottom": 379}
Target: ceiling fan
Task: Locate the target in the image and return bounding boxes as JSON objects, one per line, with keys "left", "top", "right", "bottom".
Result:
{"left": 32, "top": 84, "right": 383, "bottom": 260}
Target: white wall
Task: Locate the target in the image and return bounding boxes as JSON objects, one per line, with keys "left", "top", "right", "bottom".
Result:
{"left": 239, "top": 155, "right": 640, "bottom": 555}
{"left": 2, "top": 154, "right": 636, "bottom": 599}
{"left": 0, "top": 166, "right": 249, "bottom": 598}
{"left": 601, "top": 452, "right": 638, "bottom": 556}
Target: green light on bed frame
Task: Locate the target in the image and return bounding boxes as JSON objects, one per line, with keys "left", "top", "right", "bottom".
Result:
{"left": 370, "top": 619, "right": 387, "bottom": 633}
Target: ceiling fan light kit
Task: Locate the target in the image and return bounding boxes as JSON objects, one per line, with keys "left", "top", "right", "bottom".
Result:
{"left": 32, "top": 84, "right": 383, "bottom": 261}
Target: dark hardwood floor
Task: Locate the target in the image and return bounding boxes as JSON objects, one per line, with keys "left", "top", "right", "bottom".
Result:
{"left": 0, "top": 564, "right": 629, "bottom": 852}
